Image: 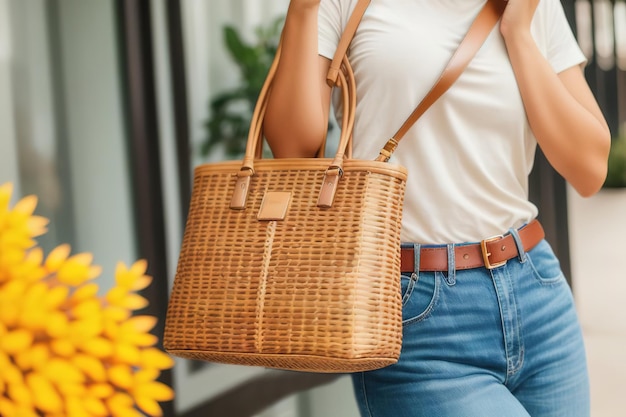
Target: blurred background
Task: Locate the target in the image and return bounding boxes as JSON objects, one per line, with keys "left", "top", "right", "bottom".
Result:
{"left": 0, "top": 0, "right": 624, "bottom": 416}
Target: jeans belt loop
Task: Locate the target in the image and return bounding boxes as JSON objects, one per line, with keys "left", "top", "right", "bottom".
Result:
{"left": 412, "top": 243, "right": 421, "bottom": 282}
{"left": 446, "top": 243, "right": 457, "bottom": 285}
{"left": 509, "top": 226, "right": 528, "bottom": 263}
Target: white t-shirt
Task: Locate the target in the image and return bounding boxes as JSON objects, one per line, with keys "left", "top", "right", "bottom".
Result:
{"left": 318, "top": 0, "right": 586, "bottom": 243}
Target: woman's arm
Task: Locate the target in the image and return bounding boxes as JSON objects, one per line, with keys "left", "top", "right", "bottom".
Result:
{"left": 501, "top": 0, "right": 611, "bottom": 197}
{"left": 263, "top": 1, "right": 333, "bottom": 158}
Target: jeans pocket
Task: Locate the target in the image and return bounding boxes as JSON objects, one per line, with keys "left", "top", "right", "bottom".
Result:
{"left": 526, "top": 239, "right": 566, "bottom": 285}
{"left": 400, "top": 273, "right": 417, "bottom": 306}
{"left": 401, "top": 271, "right": 439, "bottom": 326}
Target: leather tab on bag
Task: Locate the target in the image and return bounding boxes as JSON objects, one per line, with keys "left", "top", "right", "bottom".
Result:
{"left": 375, "top": 138, "right": 399, "bottom": 162}
{"left": 258, "top": 192, "right": 292, "bottom": 221}
{"left": 317, "top": 168, "right": 343, "bottom": 208}
{"left": 230, "top": 175, "right": 252, "bottom": 210}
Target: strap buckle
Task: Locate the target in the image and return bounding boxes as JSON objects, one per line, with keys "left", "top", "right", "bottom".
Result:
{"left": 480, "top": 235, "right": 506, "bottom": 270}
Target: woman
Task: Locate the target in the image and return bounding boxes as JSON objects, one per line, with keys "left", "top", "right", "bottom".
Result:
{"left": 263, "top": 0, "right": 611, "bottom": 416}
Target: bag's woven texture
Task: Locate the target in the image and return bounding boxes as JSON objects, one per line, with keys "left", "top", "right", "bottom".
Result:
{"left": 164, "top": 0, "right": 409, "bottom": 372}
{"left": 164, "top": 159, "right": 406, "bottom": 372}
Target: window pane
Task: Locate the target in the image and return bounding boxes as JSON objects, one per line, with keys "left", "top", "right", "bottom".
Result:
{"left": 6, "top": 0, "right": 137, "bottom": 291}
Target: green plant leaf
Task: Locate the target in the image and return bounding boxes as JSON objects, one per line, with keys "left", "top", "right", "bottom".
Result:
{"left": 210, "top": 89, "right": 249, "bottom": 111}
{"left": 223, "top": 26, "right": 263, "bottom": 81}
{"left": 201, "top": 18, "right": 283, "bottom": 158}
{"left": 604, "top": 132, "right": 626, "bottom": 188}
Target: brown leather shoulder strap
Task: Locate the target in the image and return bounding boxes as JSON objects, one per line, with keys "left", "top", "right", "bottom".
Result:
{"left": 322, "top": 0, "right": 506, "bottom": 163}
{"left": 382, "top": 0, "right": 507, "bottom": 161}
{"left": 376, "top": 0, "right": 506, "bottom": 162}
{"left": 326, "top": 0, "right": 371, "bottom": 87}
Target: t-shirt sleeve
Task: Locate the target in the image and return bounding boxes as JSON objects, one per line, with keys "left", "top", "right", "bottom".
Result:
{"left": 318, "top": 0, "right": 343, "bottom": 59}
{"left": 545, "top": 0, "right": 587, "bottom": 73}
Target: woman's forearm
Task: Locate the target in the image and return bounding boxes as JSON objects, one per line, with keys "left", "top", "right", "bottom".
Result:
{"left": 263, "top": 3, "right": 331, "bottom": 158}
{"left": 504, "top": 33, "right": 611, "bottom": 197}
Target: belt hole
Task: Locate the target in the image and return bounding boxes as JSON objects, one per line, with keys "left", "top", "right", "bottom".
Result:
{"left": 463, "top": 253, "right": 470, "bottom": 260}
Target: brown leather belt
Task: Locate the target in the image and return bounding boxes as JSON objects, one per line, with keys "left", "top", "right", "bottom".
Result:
{"left": 401, "top": 219, "right": 545, "bottom": 273}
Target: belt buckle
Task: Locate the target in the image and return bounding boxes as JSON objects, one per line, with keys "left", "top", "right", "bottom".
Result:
{"left": 480, "top": 235, "right": 506, "bottom": 270}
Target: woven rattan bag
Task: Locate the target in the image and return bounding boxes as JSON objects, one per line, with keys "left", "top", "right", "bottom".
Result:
{"left": 164, "top": 2, "right": 405, "bottom": 374}
{"left": 164, "top": 0, "right": 505, "bottom": 373}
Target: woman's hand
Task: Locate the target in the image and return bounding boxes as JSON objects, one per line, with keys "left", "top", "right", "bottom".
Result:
{"left": 499, "top": 0, "right": 540, "bottom": 41}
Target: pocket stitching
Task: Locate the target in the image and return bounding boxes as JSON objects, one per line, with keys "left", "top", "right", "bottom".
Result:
{"left": 525, "top": 251, "right": 566, "bottom": 286}
{"left": 400, "top": 274, "right": 416, "bottom": 306}
{"left": 402, "top": 272, "right": 441, "bottom": 327}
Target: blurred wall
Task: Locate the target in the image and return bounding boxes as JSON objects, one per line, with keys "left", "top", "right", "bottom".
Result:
{"left": 0, "top": 0, "right": 20, "bottom": 189}
{"left": 2, "top": 0, "right": 137, "bottom": 291}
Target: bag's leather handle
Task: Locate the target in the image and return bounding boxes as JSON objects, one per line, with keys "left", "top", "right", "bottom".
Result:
{"left": 375, "top": 0, "right": 507, "bottom": 161}
{"left": 231, "top": 49, "right": 358, "bottom": 210}
{"left": 230, "top": 0, "right": 506, "bottom": 210}
{"left": 326, "top": 0, "right": 371, "bottom": 87}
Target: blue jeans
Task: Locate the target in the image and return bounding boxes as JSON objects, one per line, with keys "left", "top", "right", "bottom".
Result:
{"left": 352, "top": 234, "right": 590, "bottom": 417}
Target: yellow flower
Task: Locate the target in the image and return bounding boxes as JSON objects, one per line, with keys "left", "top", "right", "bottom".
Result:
{"left": 56, "top": 253, "right": 102, "bottom": 286}
{"left": 1, "top": 330, "right": 33, "bottom": 355}
{"left": 26, "top": 373, "right": 63, "bottom": 413}
{"left": 0, "top": 184, "right": 48, "bottom": 252}
{"left": 0, "top": 183, "right": 174, "bottom": 416}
